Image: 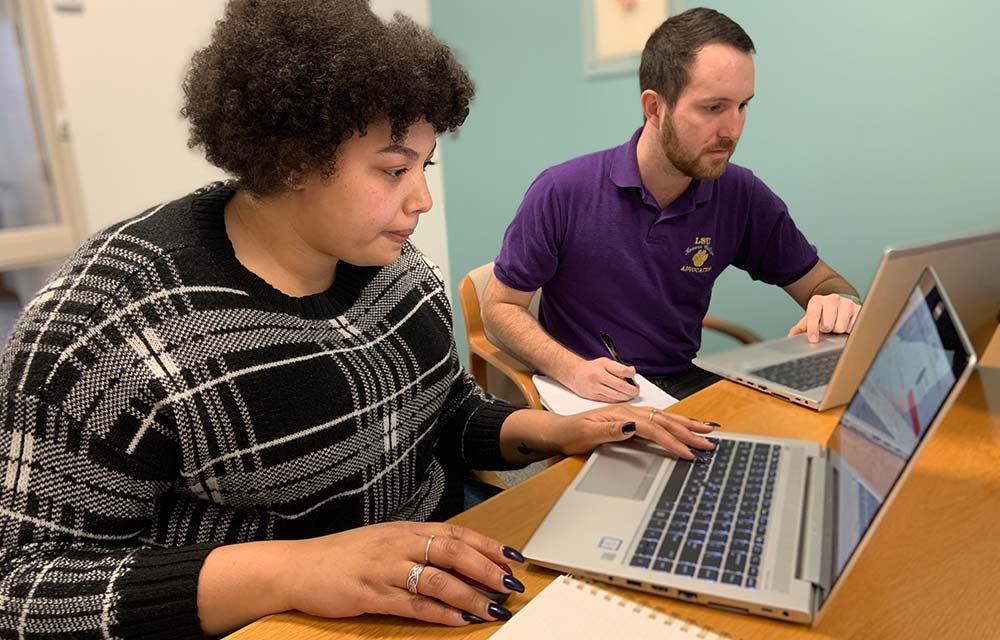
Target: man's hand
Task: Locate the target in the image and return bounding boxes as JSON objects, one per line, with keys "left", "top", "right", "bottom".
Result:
{"left": 564, "top": 357, "right": 640, "bottom": 402}
{"left": 787, "top": 293, "right": 861, "bottom": 343}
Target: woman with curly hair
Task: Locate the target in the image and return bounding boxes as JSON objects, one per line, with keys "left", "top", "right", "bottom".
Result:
{"left": 0, "top": 1, "right": 716, "bottom": 637}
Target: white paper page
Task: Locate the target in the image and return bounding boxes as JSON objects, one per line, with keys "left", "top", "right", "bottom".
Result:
{"left": 490, "top": 574, "right": 729, "bottom": 640}
{"left": 531, "top": 373, "right": 678, "bottom": 415}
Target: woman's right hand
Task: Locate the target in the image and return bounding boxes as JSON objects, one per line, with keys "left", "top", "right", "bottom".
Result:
{"left": 278, "top": 521, "right": 525, "bottom": 626}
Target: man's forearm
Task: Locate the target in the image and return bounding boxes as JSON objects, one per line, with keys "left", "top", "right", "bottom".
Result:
{"left": 484, "top": 301, "right": 582, "bottom": 382}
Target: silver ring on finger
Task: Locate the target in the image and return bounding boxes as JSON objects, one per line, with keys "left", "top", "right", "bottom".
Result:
{"left": 424, "top": 535, "right": 435, "bottom": 565}
{"left": 406, "top": 563, "right": 426, "bottom": 594}
{"left": 648, "top": 408, "right": 661, "bottom": 422}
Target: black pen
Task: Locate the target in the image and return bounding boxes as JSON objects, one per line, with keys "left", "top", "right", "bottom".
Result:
{"left": 599, "top": 331, "right": 637, "bottom": 387}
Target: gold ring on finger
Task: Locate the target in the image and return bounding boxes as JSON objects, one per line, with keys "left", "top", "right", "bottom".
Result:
{"left": 406, "top": 563, "right": 425, "bottom": 594}
{"left": 649, "top": 408, "right": 661, "bottom": 422}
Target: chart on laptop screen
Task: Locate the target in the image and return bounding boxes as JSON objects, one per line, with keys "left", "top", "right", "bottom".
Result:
{"left": 827, "top": 277, "right": 969, "bottom": 584}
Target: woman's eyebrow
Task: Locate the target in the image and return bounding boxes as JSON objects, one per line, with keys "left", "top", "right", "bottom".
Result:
{"left": 377, "top": 144, "right": 419, "bottom": 159}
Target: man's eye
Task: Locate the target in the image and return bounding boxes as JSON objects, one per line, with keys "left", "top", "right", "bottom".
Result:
{"left": 705, "top": 104, "right": 721, "bottom": 113}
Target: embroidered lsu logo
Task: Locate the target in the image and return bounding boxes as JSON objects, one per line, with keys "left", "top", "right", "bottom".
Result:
{"left": 681, "top": 236, "right": 714, "bottom": 274}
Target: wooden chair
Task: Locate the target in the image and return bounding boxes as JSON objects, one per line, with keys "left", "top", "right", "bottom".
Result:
{"left": 458, "top": 262, "right": 763, "bottom": 408}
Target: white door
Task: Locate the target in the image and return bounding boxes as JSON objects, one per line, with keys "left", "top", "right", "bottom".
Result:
{"left": 0, "top": 0, "right": 84, "bottom": 271}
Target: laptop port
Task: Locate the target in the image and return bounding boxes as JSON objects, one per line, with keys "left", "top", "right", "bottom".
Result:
{"left": 651, "top": 585, "right": 669, "bottom": 593}
{"left": 626, "top": 580, "right": 641, "bottom": 587}
{"left": 678, "top": 590, "right": 697, "bottom": 601}
{"left": 708, "top": 602, "right": 750, "bottom": 615}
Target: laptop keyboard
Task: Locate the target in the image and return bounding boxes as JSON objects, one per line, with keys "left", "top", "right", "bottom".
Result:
{"left": 750, "top": 349, "right": 841, "bottom": 391}
{"left": 629, "top": 438, "right": 780, "bottom": 589}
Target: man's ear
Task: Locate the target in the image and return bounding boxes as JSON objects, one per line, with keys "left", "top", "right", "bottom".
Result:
{"left": 640, "top": 90, "right": 665, "bottom": 128}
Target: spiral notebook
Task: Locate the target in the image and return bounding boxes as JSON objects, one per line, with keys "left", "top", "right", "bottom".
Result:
{"left": 489, "top": 575, "right": 737, "bottom": 639}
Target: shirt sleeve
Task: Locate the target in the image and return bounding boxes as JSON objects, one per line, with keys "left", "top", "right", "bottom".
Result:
{"left": 493, "top": 169, "right": 567, "bottom": 292}
{"left": 732, "top": 175, "right": 819, "bottom": 287}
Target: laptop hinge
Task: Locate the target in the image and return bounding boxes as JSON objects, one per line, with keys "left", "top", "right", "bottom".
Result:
{"left": 796, "top": 454, "right": 828, "bottom": 586}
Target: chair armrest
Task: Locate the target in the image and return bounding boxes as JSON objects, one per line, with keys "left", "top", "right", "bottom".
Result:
{"left": 468, "top": 333, "right": 543, "bottom": 410}
{"left": 471, "top": 469, "right": 509, "bottom": 490}
{"left": 703, "top": 314, "right": 763, "bottom": 344}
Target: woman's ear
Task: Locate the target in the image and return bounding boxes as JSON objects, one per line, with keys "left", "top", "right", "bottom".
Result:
{"left": 285, "top": 170, "right": 307, "bottom": 191}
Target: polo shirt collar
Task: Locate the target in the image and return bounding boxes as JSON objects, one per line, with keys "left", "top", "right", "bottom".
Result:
{"left": 609, "top": 126, "right": 716, "bottom": 216}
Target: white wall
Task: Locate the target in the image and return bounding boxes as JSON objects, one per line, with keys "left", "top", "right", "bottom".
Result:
{"left": 45, "top": 0, "right": 451, "bottom": 293}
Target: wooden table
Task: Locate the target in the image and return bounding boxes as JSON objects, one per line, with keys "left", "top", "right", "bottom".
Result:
{"left": 229, "top": 369, "right": 1000, "bottom": 640}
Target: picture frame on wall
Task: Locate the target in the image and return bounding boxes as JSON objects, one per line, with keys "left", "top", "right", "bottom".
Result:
{"left": 582, "top": 0, "right": 681, "bottom": 78}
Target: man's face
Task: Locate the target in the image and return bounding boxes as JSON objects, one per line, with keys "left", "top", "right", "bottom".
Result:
{"left": 658, "top": 43, "right": 755, "bottom": 180}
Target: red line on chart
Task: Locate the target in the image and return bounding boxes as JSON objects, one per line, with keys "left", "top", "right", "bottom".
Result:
{"left": 907, "top": 389, "right": 920, "bottom": 436}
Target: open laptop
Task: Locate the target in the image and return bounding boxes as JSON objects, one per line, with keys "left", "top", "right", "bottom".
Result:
{"left": 692, "top": 228, "right": 999, "bottom": 410}
{"left": 523, "top": 267, "right": 976, "bottom": 624}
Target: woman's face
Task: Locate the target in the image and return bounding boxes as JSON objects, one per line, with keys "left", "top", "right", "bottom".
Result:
{"left": 290, "top": 119, "right": 436, "bottom": 267}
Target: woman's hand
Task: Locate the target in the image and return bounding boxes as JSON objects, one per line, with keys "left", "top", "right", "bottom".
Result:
{"left": 559, "top": 404, "right": 716, "bottom": 459}
{"left": 280, "top": 522, "right": 523, "bottom": 625}
{"left": 198, "top": 522, "right": 526, "bottom": 634}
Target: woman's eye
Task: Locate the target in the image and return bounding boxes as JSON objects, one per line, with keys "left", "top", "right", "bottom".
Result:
{"left": 386, "top": 168, "right": 408, "bottom": 178}
{"left": 423, "top": 160, "right": 436, "bottom": 171}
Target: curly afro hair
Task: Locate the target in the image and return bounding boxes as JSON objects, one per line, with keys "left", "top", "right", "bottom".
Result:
{"left": 182, "top": 0, "right": 474, "bottom": 195}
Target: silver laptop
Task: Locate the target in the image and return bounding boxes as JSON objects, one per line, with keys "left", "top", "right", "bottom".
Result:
{"left": 523, "top": 267, "right": 976, "bottom": 624}
{"left": 693, "top": 228, "right": 999, "bottom": 410}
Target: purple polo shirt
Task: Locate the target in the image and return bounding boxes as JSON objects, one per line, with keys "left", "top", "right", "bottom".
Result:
{"left": 494, "top": 127, "right": 818, "bottom": 377}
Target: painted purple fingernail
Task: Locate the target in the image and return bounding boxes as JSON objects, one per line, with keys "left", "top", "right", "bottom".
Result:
{"left": 502, "top": 546, "right": 525, "bottom": 563}
{"left": 488, "top": 603, "right": 513, "bottom": 621}
{"left": 462, "top": 611, "right": 486, "bottom": 623}
{"left": 622, "top": 421, "right": 637, "bottom": 434}
{"left": 703, "top": 421, "right": 721, "bottom": 428}
{"left": 502, "top": 574, "right": 525, "bottom": 593}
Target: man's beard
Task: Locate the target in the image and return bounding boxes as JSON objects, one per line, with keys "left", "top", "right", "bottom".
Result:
{"left": 660, "top": 114, "right": 735, "bottom": 180}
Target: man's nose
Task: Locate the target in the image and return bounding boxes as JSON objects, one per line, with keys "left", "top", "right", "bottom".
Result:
{"left": 719, "top": 109, "right": 745, "bottom": 141}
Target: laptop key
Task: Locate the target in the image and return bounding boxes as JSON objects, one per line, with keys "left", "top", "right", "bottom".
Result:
{"left": 698, "top": 567, "right": 720, "bottom": 581}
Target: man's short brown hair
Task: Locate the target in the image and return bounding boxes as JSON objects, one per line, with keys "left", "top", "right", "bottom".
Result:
{"left": 639, "top": 7, "right": 755, "bottom": 109}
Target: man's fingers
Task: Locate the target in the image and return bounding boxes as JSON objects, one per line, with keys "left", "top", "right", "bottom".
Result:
{"left": 820, "top": 296, "right": 840, "bottom": 333}
{"left": 788, "top": 315, "right": 808, "bottom": 336}
{"left": 604, "top": 360, "right": 637, "bottom": 379}
{"left": 833, "top": 300, "right": 854, "bottom": 333}
{"left": 848, "top": 307, "right": 860, "bottom": 332}
{"left": 806, "top": 296, "right": 823, "bottom": 342}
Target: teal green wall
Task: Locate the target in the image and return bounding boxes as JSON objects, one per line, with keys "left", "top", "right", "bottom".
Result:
{"left": 430, "top": 0, "right": 1000, "bottom": 361}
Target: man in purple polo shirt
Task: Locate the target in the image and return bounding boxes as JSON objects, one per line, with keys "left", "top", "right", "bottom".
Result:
{"left": 483, "top": 8, "right": 861, "bottom": 402}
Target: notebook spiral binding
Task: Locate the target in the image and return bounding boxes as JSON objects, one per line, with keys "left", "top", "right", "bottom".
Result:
{"left": 563, "top": 574, "right": 739, "bottom": 640}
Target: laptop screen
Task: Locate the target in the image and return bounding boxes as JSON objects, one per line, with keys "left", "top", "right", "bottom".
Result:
{"left": 821, "top": 268, "right": 973, "bottom": 604}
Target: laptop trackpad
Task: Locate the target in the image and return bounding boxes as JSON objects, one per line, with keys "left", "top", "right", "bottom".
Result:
{"left": 575, "top": 444, "right": 663, "bottom": 501}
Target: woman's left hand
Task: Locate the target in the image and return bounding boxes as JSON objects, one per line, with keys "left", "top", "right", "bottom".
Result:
{"left": 554, "top": 404, "right": 716, "bottom": 460}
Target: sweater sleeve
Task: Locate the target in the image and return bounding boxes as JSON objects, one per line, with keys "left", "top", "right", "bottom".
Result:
{"left": 433, "top": 348, "right": 523, "bottom": 472}
{"left": 0, "top": 390, "right": 219, "bottom": 640}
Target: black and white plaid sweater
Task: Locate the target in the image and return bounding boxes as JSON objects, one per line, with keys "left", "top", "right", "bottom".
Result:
{"left": 0, "top": 183, "right": 518, "bottom": 639}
